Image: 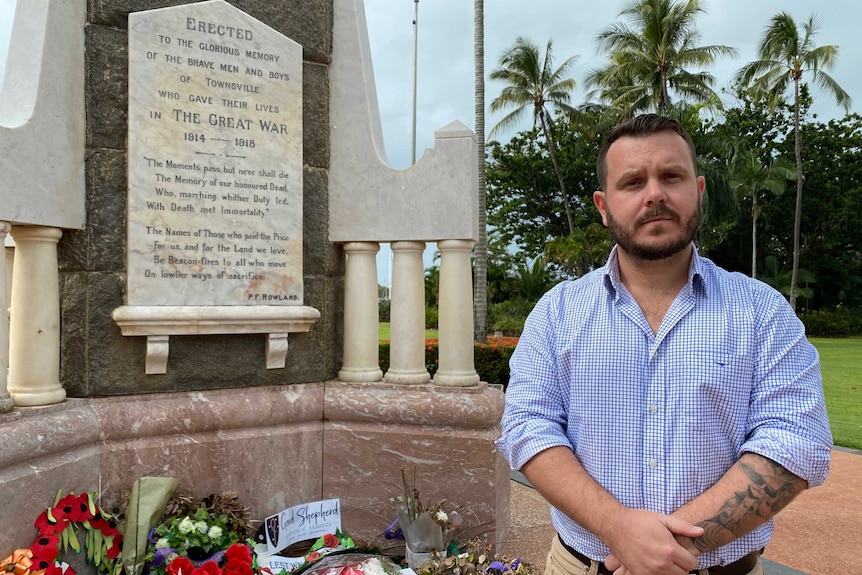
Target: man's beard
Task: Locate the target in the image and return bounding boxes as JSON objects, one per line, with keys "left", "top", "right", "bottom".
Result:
{"left": 606, "top": 202, "right": 701, "bottom": 261}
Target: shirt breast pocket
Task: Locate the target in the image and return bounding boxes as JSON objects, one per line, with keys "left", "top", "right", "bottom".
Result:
{"left": 681, "top": 352, "right": 755, "bottom": 433}
{"left": 678, "top": 352, "right": 756, "bottom": 486}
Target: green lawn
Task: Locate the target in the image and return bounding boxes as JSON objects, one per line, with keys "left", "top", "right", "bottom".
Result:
{"left": 811, "top": 338, "right": 862, "bottom": 451}
{"left": 378, "top": 322, "right": 438, "bottom": 341}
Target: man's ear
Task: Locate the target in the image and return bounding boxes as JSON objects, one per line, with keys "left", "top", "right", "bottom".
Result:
{"left": 593, "top": 190, "right": 609, "bottom": 226}
{"left": 697, "top": 175, "right": 706, "bottom": 200}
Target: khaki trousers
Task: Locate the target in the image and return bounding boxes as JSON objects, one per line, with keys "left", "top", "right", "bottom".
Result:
{"left": 544, "top": 535, "right": 765, "bottom": 575}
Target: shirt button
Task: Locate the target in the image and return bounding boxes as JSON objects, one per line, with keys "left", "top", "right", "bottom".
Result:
{"left": 648, "top": 405, "right": 658, "bottom": 414}
{"left": 649, "top": 459, "right": 658, "bottom": 468}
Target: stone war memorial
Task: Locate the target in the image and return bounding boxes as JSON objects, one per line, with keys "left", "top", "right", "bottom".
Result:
{"left": 0, "top": 0, "right": 508, "bottom": 568}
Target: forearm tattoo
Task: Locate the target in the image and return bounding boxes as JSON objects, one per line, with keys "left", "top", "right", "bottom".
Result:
{"left": 692, "top": 454, "right": 806, "bottom": 552}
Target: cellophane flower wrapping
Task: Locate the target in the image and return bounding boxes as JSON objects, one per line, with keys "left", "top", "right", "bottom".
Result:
{"left": 394, "top": 507, "right": 443, "bottom": 554}
{"left": 300, "top": 553, "right": 401, "bottom": 575}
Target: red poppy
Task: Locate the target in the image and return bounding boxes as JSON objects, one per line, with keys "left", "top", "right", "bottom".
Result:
{"left": 33, "top": 511, "right": 62, "bottom": 535}
{"left": 106, "top": 542, "right": 121, "bottom": 560}
{"left": 30, "top": 532, "right": 61, "bottom": 563}
{"left": 56, "top": 493, "right": 92, "bottom": 523}
{"left": 323, "top": 534, "right": 339, "bottom": 548}
{"left": 44, "top": 563, "right": 65, "bottom": 575}
{"left": 224, "top": 544, "right": 251, "bottom": 564}
{"left": 167, "top": 557, "right": 196, "bottom": 575}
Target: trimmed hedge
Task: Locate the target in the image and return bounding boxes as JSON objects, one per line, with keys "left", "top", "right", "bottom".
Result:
{"left": 800, "top": 309, "right": 862, "bottom": 337}
{"left": 379, "top": 337, "right": 518, "bottom": 387}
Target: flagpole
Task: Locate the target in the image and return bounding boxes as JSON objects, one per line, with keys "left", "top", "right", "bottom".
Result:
{"left": 411, "top": 0, "right": 419, "bottom": 165}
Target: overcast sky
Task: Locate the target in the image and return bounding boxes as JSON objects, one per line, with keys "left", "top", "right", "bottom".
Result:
{"left": 1, "top": 0, "right": 860, "bottom": 283}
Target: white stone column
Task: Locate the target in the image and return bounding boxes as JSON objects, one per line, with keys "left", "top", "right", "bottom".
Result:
{"left": 384, "top": 241, "right": 430, "bottom": 384}
{"left": 338, "top": 241, "right": 383, "bottom": 382}
{"left": 0, "top": 223, "right": 13, "bottom": 412}
{"left": 7, "top": 226, "right": 65, "bottom": 406}
{"left": 434, "top": 239, "right": 480, "bottom": 387}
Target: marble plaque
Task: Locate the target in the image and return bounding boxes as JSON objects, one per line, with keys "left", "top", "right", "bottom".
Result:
{"left": 128, "top": 0, "right": 303, "bottom": 306}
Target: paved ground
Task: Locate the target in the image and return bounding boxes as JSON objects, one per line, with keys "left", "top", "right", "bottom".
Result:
{"left": 502, "top": 448, "right": 862, "bottom": 575}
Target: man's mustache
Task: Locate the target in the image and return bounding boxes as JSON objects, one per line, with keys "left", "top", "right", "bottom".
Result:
{"left": 637, "top": 207, "right": 680, "bottom": 225}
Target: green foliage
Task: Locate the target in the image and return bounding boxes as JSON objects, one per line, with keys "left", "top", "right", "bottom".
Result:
{"left": 801, "top": 310, "right": 861, "bottom": 337}
{"left": 474, "top": 341, "right": 517, "bottom": 387}
{"left": 379, "top": 298, "right": 391, "bottom": 323}
{"left": 425, "top": 265, "right": 440, "bottom": 308}
{"left": 488, "top": 299, "right": 535, "bottom": 337}
{"left": 425, "top": 306, "right": 439, "bottom": 330}
{"left": 378, "top": 341, "right": 390, "bottom": 373}
{"left": 378, "top": 339, "right": 518, "bottom": 387}
{"left": 545, "top": 223, "right": 612, "bottom": 278}
{"left": 486, "top": 116, "right": 605, "bottom": 260}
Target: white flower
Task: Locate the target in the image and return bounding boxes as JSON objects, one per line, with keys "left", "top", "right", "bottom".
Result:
{"left": 155, "top": 537, "right": 171, "bottom": 549}
{"left": 435, "top": 510, "right": 448, "bottom": 523}
{"left": 207, "top": 525, "right": 223, "bottom": 540}
{"left": 195, "top": 521, "right": 209, "bottom": 534}
{"left": 359, "top": 558, "right": 388, "bottom": 575}
{"left": 178, "top": 517, "right": 196, "bottom": 534}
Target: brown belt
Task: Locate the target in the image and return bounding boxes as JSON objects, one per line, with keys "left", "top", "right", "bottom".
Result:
{"left": 558, "top": 535, "right": 760, "bottom": 575}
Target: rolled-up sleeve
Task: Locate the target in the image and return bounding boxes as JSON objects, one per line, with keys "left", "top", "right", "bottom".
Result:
{"left": 742, "top": 287, "right": 832, "bottom": 486}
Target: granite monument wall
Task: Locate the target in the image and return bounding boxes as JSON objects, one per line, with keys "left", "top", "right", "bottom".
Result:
{"left": 59, "top": 0, "right": 340, "bottom": 396}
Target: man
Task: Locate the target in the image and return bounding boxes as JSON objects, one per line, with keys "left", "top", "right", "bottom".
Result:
{"left": 496, "top": 114, "right": 831, "bottom": 575}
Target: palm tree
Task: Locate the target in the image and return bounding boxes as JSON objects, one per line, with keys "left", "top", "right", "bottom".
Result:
{"left": 728, "top": 149, "right": 796, "bottom": 278}
{"left": 736, "top": 12, "right": 852, "bottom": 310}
{"left": 490, "top": 37, "right": 578, "bottom": 234}
{"left": 585, "top": 0, "right": 736, "bottom": 115}
{"left": 473, "top": 0, "right": 487, "bottom": 343}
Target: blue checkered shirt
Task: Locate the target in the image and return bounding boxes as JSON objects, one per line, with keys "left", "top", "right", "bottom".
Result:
{"left": 496, "top": 246, "right": 832, "bottom": 569}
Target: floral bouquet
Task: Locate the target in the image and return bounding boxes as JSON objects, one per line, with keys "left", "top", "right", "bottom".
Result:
{"left": 298, "top": 553, "right": 401, "bottom": 575}
{"left": 143, "top": 492, "right": 257, "bottom": 575}
{"left": 389, "top": 469, "right": 461, "bottom": 565}
{"left": 156, "top": 542, "right": 259, "bottom": 575}
{"left": 146, "top": 506, "right": 241, "bottom": 571}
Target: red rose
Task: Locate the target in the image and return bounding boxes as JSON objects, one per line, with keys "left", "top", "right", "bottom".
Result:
{"left": 223, "top": 562, "right": 253, "bottom": 575}
{"left": 323, "top": 534, "right": 339, "bottom": 548}
{"left": 167, "top": 557, "right": 196, "bottom": 575}
{"left": 224, "top": 544, "right": 252, "bottom": 564}
{"left": 192, "top": 560, "right": 222, "bottom": 575}
{"left": 306, "top": 552, "right": 321, "bottom": 563}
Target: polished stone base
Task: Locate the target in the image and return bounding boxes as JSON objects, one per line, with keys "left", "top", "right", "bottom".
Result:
{"left": 0, "top": 382, "right": 508, "bottom": 559}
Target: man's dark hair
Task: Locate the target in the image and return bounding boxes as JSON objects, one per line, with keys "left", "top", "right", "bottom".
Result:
{"left": 596, "top": 114, "right": 698, "bottom": 191}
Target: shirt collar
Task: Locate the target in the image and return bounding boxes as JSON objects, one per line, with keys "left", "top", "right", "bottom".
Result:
{"left": 602, "top": 243, "right": 707, "bottom": 297}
